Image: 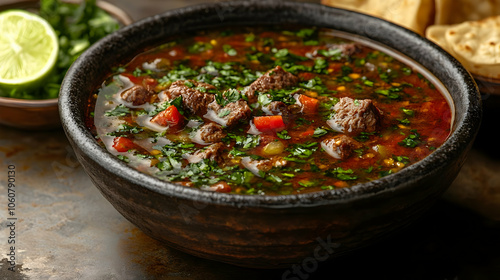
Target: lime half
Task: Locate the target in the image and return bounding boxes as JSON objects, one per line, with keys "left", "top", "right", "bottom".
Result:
{"left": 0, "top": 10, "right": 58, "bottom": 91}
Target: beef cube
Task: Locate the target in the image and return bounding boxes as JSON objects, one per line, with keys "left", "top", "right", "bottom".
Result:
{"left": 206, "top": 100, "right": 252, "bottom": 127}
{"left": 263, "top": 101, "right": 292, "bottom": 123}
{"left": 321, "top": 135, "right": 361, "bottom": 160}
{"left": 190, "top": 142, "right": 224, "bottom": 163}
{"left": 337, "top": 43, "right": 361, "bottom": 57}
{"left": 166, "top": 80, "right": 216, "bottom": 116}
{"left": 121, "top": 85, "right": 152, "bottom": 106}
{"left": 327, "top": 97, "right": 382, "bottom": 135}
{"left": 241, "top": 156, "right": 288, "bottom": 176}
{"left": 198, "top": 122, "right": 226, "bottom": 144}
{"left": 244, "top": 66, "right": 299, "bottom": 103}
{"left": 166, "top": 80, "right": 216, "bottom": 99}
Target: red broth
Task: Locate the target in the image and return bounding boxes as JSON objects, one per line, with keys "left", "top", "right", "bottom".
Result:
{"left": 86, "top": 26, "right": 452, "bottom": 195}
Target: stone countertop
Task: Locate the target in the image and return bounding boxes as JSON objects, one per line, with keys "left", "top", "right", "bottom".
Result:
{"left": 1, "top": 0, "right": 500, "bottom": 279}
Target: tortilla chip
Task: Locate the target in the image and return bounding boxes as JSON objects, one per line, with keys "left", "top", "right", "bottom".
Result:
{"left": 321, "top": 0, "right": 435, "bottom": 35}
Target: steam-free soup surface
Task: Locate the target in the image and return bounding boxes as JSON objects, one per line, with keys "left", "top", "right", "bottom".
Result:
{"left": 87, "top": 26, "right": 452, "bottom": 195}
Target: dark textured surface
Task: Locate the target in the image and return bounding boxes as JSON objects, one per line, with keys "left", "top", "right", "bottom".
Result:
{"left": 59, "top": 1, "right": 481, "bottom": 268}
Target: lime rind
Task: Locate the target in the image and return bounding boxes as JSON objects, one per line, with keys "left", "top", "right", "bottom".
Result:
{"left": 0, "top": 10, "right": 59, "bottom": 90}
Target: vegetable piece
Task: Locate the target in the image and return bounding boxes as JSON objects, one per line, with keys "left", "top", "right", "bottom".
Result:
{"left": 262, "top": 141, "right": 285, "bottom": 156}
{"left": 298, "top": 94, "right": 319, "bottom": 114}
{"left": 151, "top": 105, "right": 183, "bottom": 128}
{"left": 253, "top": 115, "right": 286, "bottom": 132}
{"left": 299, "top": 128, "right": 315, "bottom": 138}
{"left": 112, "top": 137, "right": 135, "bottom": 152}
{"left": 210, "top": 181, "right": 232, "bottom": 193}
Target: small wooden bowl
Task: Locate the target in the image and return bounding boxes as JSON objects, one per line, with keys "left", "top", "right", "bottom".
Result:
{"left": 0, "top": 0, "right": 132, "bottom": 130}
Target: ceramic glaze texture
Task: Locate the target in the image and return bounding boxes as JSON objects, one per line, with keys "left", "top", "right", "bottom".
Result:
{"left": 59, "top": 1, "right": 481, "bottom": 268}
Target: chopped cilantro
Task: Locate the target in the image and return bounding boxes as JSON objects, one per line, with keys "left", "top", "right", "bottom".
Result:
{"left": 218, "top": 110, "right": 231, "bottom": 117}
{"left": 188, "top": 41, "right": 213, "bottom": 53}
{"left": 105, "top": 104, "right": 130, "bottom": 117}
{"left": 117, "top": 155, "right": 129, "bottom": 163}
{"left": 313, "top": 127, "right": 328, "bottom": 138}
{"left": 399, "top": 130, "right": 421, "bottom": 148}
{"left": 277, "top": 130, "right": 292, "bottom": 140}
{"left": 223, "top": 44, "right": 237, "bottom": 56}
{"left": 325, "top": 167, "right": 358, "bottom": 180}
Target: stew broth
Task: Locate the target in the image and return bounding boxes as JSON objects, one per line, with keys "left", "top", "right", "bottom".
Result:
{"left": 86, "top": 26, "right": 452, "bottom": 195}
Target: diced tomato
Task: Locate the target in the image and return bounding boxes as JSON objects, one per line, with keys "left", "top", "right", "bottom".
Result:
{"left": 253, "top": 115, "right": 286, "bottom": 132}
{"left": 151, "top": 105, "right": 183, "bottom": 128}
{"left": 112, "top": 137, "right": 136, "bottom": 152}
{"left": 298, "top": 94, "right": 319, "bottom": 114}
{"left": 299, "top": 128, "right": 315, "bottom": 138}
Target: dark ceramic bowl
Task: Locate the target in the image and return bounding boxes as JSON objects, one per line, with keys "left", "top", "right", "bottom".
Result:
{"left": 59, "top": 1, "right": 481, "bottom": 268}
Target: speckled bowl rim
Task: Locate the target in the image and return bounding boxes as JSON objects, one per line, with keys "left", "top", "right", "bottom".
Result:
{"left": 60, "top": 1, "right": 481, "bottom": 208}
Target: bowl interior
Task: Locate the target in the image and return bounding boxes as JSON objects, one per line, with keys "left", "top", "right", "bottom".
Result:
{"left": 60, "top": 1, "right": 481, "bottom": 207}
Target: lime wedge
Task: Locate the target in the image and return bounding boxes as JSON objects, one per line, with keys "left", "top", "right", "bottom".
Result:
{"left": 0, "top": 10, "right": 58, "bottom": 92}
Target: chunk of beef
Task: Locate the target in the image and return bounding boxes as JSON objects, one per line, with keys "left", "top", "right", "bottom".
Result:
{"left": 190, "top": 142, "right": 224, "bottom": 163}
{"left": 321, "top": 135, "right": 361, "bottom": 160}
{"left": 121, "top": 85, "right": 153, "bottom": 106}
{"left": 166, "top": 80, "right": 216, "bottom": 116}
{"left": 241, "top": 156, "right": 288, "bottom": 176}
{"left": 206, "top": 100, "right": 252, "bottom": 127}
{"left": 263, "top": 101, "right": 294, "bottom": 124}
{"left": 337, "top": 43, "right": 361, "bottom": 57}
{"left": 323, "top": 43, "right": 361, "bottom": 57}
{"left": 166, "top": 80, "right": 216, "bottom": 99}
{"left": 244, "top": 66, "right": 299, "bottom": 103}
{"left": 198, "top": 122, "right": 226, "bottom": 144}
{"left": 327, "top": 97, "right": 382, "bottom": 135}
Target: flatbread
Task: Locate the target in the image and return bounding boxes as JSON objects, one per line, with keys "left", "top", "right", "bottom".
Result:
{"left": 320, "top": 0, "right": 435, "bottom": 35}
{"left": 426, "top": 16, "right": 500, "bottom": 78}
{"left": 434, "top": 0, "right": 500, "bottom": 25}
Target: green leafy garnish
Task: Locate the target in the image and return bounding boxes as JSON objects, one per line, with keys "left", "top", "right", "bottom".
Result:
{"left": 399, "top": 130, "right": 421, "bottom": 148}
{"left": 223, "top": 44, "right": 237, "bottom": 56}
{"left": 313, "top": 127, "right": 328, "bottom": 138}
{"left": 105, "top": 104, "right": 130, "bottom": 117}
{"left": 325, "top": 168, "right": 358, "bottom": 181}
{"left": 277, "top": 130, "right": 292, "bottom": 140}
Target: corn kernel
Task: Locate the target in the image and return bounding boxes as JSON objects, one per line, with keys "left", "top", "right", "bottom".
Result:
{"left": 337, "top": 86, "right": 346, "bottom": 91}
{"left": 364, "top": 153, "right": 375, "bottom": 159}
{"left": 383, "top": 158, "right": 394, "bottom": 167}
{"left": 150, "top": 149, "right": 162, "bottom": 155}
{"left": 210, "top": 39, "right": 217, "bottom": 45}
{"left": 396, "top": 162, "right": 405, "bottom": 168}
{"left": 348, "top": 73, "right": 360, "bottom": 79}
{"left": 391, "top": 82, "right": 401, "bottom": 87}
{"left": 398, "top": 124, "right": 409, "bottom": 129}
{"left": 306, "top": 90, "right": 318, "bottom": 98}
